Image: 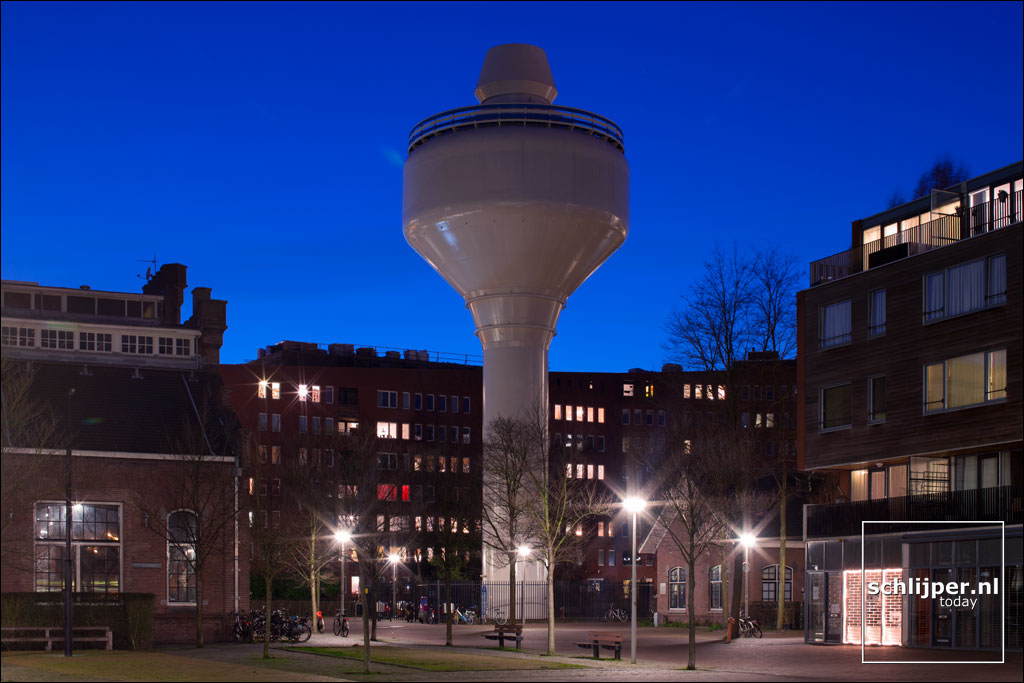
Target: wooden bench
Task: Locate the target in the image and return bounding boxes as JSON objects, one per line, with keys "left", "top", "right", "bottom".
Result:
{"left": 575, "top": 631, "right": 623, "bottom": 659}
{"left": 1, "top": 626, "right": 112, "bottom": 651}
{"left": 481, "top": 624, "right": 523, "bottom": 650}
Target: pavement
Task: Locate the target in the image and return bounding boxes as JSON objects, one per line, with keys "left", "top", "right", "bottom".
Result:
{"left": 2, "top": 619, "right": 1020, "bottom": 681}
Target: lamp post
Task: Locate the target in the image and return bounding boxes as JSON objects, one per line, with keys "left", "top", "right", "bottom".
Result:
{"left": 64, "top": 388, "right": 76, "bottom": 658}
{"left": 335, "top": 530, "right": 351, "bottom": 618}
{"left": 517, "top": 545, "right": 531, "bottom": 628}
{"left": 740, "top": 533, "right": 756, "bottom": 620}
{"left": 388, "top": 553, "right": 400, "bottom": 622}
{"left": 623, "top": 497, "right": 647, "bottom": 665}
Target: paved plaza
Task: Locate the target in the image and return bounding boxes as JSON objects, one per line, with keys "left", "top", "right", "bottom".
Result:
{"left": 2, "top": 620, "right": 1019, "bottom": 681}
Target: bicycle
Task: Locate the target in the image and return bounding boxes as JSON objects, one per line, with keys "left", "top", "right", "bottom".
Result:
{"left": 333, "top": 611, "right": 351, "bottom": 637}
{"left": 486, "top": 607, "right": 508, "bottom": 626}
{"left": 232, "top": 611, "right": 252, "bottom": 643}
{"left": 603, "top": 606, "right": 628, "bottom": 623}
{"left": 453, "top": 606, "right": 476, "bottom": 625}
{"left": 315, "top": 610, "right": 325, "bottom": 634}
{"left": 738, "top": 613, "right": 762, "bottom": 638}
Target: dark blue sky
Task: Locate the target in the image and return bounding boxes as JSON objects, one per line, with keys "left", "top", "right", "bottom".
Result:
{"left": 3, "top": 1, "right": 1022, "bottom": 371}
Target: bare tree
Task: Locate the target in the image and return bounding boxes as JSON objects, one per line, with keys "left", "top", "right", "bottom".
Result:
{"left": 134, "top": 396, "right": 237, "bottom": 648}
{"left": 420, "top": 441, "right": 481, "bottom": 646}
{"left": 912, "top": 155, "right": 971, "bottom": 199}
{"left": 750, "top": 247, "right": 800, "bottom": 361}
{"left": 481, "top": 416, "right": 537, "bottom": 625}
{"left": 523, "top": 421, "right": 610, "bottom": 655}
{"left": 1, "top": 358, "right": 68, "bottom": 571}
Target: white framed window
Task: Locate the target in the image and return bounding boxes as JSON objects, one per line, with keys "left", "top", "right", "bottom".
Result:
{"left": 819, "top": 300, "right": 851, "bottom": 348}
{"left": 623, "top": 383, "right": 634, "bottom": 397}
{"left": 168, "top": 510, "right": 197, "bottom": 603}
{"left": 377, "top": 390, "right": 397, "bottom": 408}
{"left": 34, "top": 502, "right": 121, "bottom": 594}
{"left": 924, "top": 349, "right": 1006, "bottom": 413}
{"left": 377, "top": 422, "right": 398, "bottom": 439}
{"left": 820, "top": 383, "right": 851, "bottom": 431}
{"left": 668, "top": 567, "right": 687, "bottom": 610}
{"left": 924, "top": 255, "right": 1006, "bottom": 322}
{"left": 311, "top": 385, "right": 321, "bottom": 403}
{"left": 79, "top": 332, "right": 112, "bottom": 352}
{"left": 158, "top": 337, "right": 174, "bottom": 355}
{"left": 868, "top": 289, "right": 886, "bottom": 337}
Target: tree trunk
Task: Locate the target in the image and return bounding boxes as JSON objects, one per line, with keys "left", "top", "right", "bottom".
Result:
{"left": 370, "top": 584, "right": 378, "bottom": 641}
{"left": 720, "top": 544, "right": 729, "bottom": 634}
{"left": 776, "top": 476, "right": 787, "bottom": 631}
{"left": 687, "top": 535, "right": 696, "bottom": 670}
{"left": 310, "top": 568, "right": 318, "bottom": 632}
{"left": 444, "top": 575, "right": 453, "bottom": 646}
{"left": 262, "top": 571, "right": 272, "bottom": 659}
{"left": 546, "top": 560, "right": 556, "bottom": 655}
{"left": 508, "top": 552, "right": 517, "bottom": 624}
{"left": 360, "top": 580, "right": 371, "bottom": 673}
{"left": 195, "top": 570, "right": 205, "bottom": 648}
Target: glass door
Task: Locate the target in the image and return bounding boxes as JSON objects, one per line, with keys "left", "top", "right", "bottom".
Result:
{"left": 932, "top": 568, "right": 953, "bottom": 646}
{"left": 808, "top": 573, "right": 825, "bottom": 642}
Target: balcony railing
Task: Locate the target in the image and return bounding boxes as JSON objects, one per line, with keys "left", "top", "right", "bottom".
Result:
{"left": 408, "top": 103, "right": 625, "bottom": 154}
{"left": 804, "top": 485, "right": 1022, "bottom": 539}
{"left": 808, "top": 189, "right": 1022, "bottom": 286}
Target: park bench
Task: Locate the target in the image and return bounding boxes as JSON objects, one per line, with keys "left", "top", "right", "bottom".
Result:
{"left": 481, "top": 624, "right": 523, "bottom": 650}
{"left": 575, "top": 631, "right": 623, "bottom": 660}
{"left": 0, "top": 626, "right": 112, "bottom": 651}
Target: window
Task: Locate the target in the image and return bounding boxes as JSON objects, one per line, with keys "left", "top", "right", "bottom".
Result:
{"left": 684, "top": 384, "right": 692, "bottom": 399}
{"left": 414, "top": 423, "right": 423, "bottom": 440}
{"left": 414, "top": 393, "right": 422, "bottom": 410}
{"left": 668, "top": 567, "right": 687, "bottom": 609}
{"left": 761, "top": 565, "right": 793, "bottom": 602}
{"left": 41, "top": 330, "right": 74, "bottom": 350}
{"left": 554, "top": 404, "right": 562, "bottom": 420}
{"left": 438, "top": 425, "right": 447, "bottom": 442}
{"left": 79, "top": 332, "right": 112, "bottom": 352}
{"left": 820, "top": 300, "right": 851, "bottom": 348}
{"left": 257, "top": 445, "right": 267, "bottom": 463}
{"left": 462, "top": 427, "right": 470, "bottom": 444}
{"left": 311, "top": 385, "right": 321, "bottom": 403}
{"left": 576, "top": 406, "right": 584, "bottom": 422}
{"left": 2, "top": 326, "right": 35, "bottom": 347}
{"left": 121, "top": 334, "right": 153, "bottom": 354}
{"left": 339, "top": 387, "right": 357, "bottom": 405}
{"left": 258, "top": 413, "right": 267, "bottom": 431}
{"left": 925, "top": 255, "right": 1006, "bottom": 321}
{"left": 34, "top": 502, "right": 120, "bottom": 593}
{"left": 377, "top": 422, "right": 398, "bottom": 439}
{"left": 325, "top": 386, "right": 334, "bottom": 404}
{"left": 644, "top": 383, "right": 655, "bottom": 398}
{"left": 438, "top": 395, "right": 447, "bottom": 412}
{"left": 158, "top": 337, "right": 174, "bottom": 355}
{"left": 820, "top": 384, "right": 851, "bottom": 430}
{"left": 325, "top": 417, "right": 334, "bottom": 434}
{"left": 597, "top": 437, "right": 605, "bottom": 453}
{"left": 298, "top": 416, "right": 307, "bottom": 433}
{"left": 587, "top": 407, "right": 594, "bottom": 423}
{"left": 167, "top": 510, "right": 197, "bottom": 603}
{"left": 709, "top": 565, "right": 722, "bottom": 610}
{"left": 451, "top": 395, "right": 459, "bottom": 413}
{"left": 271, "top": 446, "right": 280, "bottom": 464}
{"left": 607, "top": 549, "right": 616, "bottom": 566}
{"left": 271, "top": 383, "right": 280, "bottom": 400}
{"left": 869, "top": 375, "right": 886, "bottom": 422}
{"left": 634, "top": 409, "right": 642, "bottom": 424}
{"left": 598, "top": 549, "right": 605, "bottom": 566}
{"left": 377, "top": 390, "right": 397, "bottom": 408}
{"left": 869, "top": 289, "right": 886, "bottom": 336}
{"left": 425, "top": 394, "right": 434, "bottom": 411}
{"left": 925, "top": 349, "right": 1006, "bottom": 412}
{"left": 645, "top": 410, "right": 653, "bottom": 426}
{"left": 623, "top": 383, "right": 634, "bottom": 397}
{"left": 850, "top": 469, "right": 868, "bottom": 501}
{"left": 425, "top": 424, "right": 435, "bottom": 441}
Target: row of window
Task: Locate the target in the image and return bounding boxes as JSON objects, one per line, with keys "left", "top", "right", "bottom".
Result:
{"left": 819, "top": 252, "right": 1007, "bottom": 349}
{"left": 34, "top": 503, "right": 196, "bottom": 604}
{"left": 666, "top": 565, "right": 792, "bottom": 610}
{"left": 377, "top": 390, "right": 472, "bottom": 414}
{"left": 621, "top": 408, "right": 666, "bottom": 426}
{"left": 554, "top": 433, "right": 606, "bottom": 452}
{"left": 375, "top": 421, "right": 471, "bottom": 444}
{"left": 377, "top": 452, "right": 472, "bottom": 474}
{"left": 552, "top": 405, "right": 606, "bottom": 423}
{"left": 819, "top": 348, "right": 1006, "bottom": 430}
{"left": 257, "top": 381, "right": 359, "bottom": 406}
{"left": 1, "top": 327, "right": 193, "bottom": 356}
{"left": 565, "top": 462, "right": 606, "bottom": 480}
{"left": 849, "top": 452, "right": 1011, "bottom": 501}
{"left": 257, "top": 413, "right": 360, "bottom": 435}
{"left": 597, "top": 549, "right": 654, "bottom": 567}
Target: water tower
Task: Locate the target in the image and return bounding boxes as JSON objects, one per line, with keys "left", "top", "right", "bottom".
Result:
{"left": 403, "top": 44, "right": 629, "bottom": 583}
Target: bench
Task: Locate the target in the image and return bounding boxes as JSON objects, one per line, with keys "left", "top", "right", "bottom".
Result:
{"left": 0, "top": 626, "right": 112, "bottom": 651}
{"left": 481, "top": 624, "right": 523, "bottom": 650}
{"left": 575, "top": 631, "right": 623, "bottom": 660}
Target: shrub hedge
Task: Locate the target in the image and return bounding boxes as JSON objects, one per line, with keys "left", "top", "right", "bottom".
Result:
{"left": 0, "top": 592, "right": 155, "bottom": 650}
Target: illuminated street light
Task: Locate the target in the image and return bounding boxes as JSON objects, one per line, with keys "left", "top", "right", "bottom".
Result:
{"left": 388, "top": 553, "right": 401, "bottom": 621}
{"left": 740, "top": 533, "right": 757, "bottom": 620}
{"left": 517, "top": 546, "right": 531, "bottom": 627}
{"left": 622, "top": 496, "right": 647, "bottom": 664}
{"left": 335, "top": 530, "right": 352, "bottom": 617}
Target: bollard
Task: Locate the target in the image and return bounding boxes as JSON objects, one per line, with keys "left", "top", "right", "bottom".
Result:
{"left": 726, "top": 617, "right": 735, "bottom": 643}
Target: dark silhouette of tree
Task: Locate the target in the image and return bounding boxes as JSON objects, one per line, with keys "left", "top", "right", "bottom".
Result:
{"left": 912, "top": 156, "right": 971, "bottom": 199}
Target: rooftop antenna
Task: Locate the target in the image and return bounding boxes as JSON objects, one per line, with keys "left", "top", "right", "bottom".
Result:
{"left": 136, "top": 254, "right": 157, "bottom": 281}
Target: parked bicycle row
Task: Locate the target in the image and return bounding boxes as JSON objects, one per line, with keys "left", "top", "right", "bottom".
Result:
{"left": 232, "top": 609, "right": 312, "bottom": 643}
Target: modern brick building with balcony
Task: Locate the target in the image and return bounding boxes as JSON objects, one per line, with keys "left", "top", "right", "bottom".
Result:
{"left": 797, "top": 162, "right": 1023, "bottom": 651}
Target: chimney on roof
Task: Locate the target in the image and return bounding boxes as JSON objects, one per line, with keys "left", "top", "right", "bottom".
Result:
{"left": 186, "top": 286, "right": 227, "bottom": 365}
{"left": 142, "top": 263, "right": 188, "bottom": 325}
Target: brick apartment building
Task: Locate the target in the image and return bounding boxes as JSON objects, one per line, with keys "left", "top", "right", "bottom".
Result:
{"left": 798, "top": 161, "right": 1023, "bottom": 651}
{"left": 0, "top": 264, "right": 244, "bottom": 643}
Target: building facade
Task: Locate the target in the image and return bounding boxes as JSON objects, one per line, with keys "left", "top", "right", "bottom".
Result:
{"left": 798, "top": 162, "right": 1023, "bottom": 651}
{"left": 0, "top": 264, "right": 242, "bottom": 644}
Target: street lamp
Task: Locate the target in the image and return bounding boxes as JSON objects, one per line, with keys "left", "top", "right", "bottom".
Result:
{"left": 740, "top": 533, "right": 756, "bottom": 621}
{"left": 623, "top": 496, "right": 647, "bottom": 665}
{"left": 517, "top": 545, "right": 531, "bottom": 628}
{"left": 388, "top": 553, "right": 400, "bottom": 622}
{"left": 334, "top": 529, "right": 351, "bottom": 617}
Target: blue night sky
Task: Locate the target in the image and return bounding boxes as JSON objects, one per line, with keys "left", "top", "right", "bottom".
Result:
{"left": 3, "top": 1, "right": 1022, "bottom": 371}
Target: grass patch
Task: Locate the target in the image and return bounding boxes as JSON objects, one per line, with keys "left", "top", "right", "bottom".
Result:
{"left": 288, "top": 646, "right": 582, "bottom": 672}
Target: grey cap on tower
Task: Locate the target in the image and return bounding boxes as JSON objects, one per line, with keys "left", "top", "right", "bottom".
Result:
{"left": 474, "top": 43, "right": 558, "bottom": 104}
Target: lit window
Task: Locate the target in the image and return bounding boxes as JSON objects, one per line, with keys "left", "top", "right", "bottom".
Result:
{"left": 298, "top": 385, "right": 308, "bottom": 401}
{"left": 924, "top": 255, "right": 1006, "bottom": 322}
{"left": 623, "top": 383, "right": 634, "bottom": 397}
{"left": 554, "top": 404, "right": 562, "bottom": 420}
{"left": 168, "top": 510, "right": 197, "bottom": 603}
{"left": 598, "top": 407, "right": 605, "bottom": 423}
{"left": 311, "top": 385, "right": 321, "bottom": 402}
{"left": 645, "top": 384, "right": 655, "bottom": 398}
{"left": 258, "top": 381, "right": 267, "bottom": 399}
{"left": 401, "top": 423, "right": 410, "bottom": 440}
{"left": 377, "top": 422, "right": 398, "bottom": 439}
{"left": 598, "top": 521, "right": 605, "bottom": 537}
{"left": 271, "top": 446, "right": 280, "bottom": 464}
{"left": 576, "top": 406, "right": 584, "bottom": 422}
{"left": 566, "top": 463, "right": 573, "bottom": 479}
{"left": 597, "top": 465, "right": 605, "bottom": 480}
{"left": 683, "top": 384, "right": 691, "bottom": 399}
{"left": 271, "top": 383, "right": 280, "bottom": 400}
{"left": 669, "top": 567, "right": 687, "bottom": 609}
{"left": 925, "top": 349, "right": 1006, "bottom": 412}
{"left": 695, "top": 385, "right": 703, "bottom": 399}
{"left": 566, "top": 407, "right": 573, "bottom": 422}
{"left": 34, "top": 502, "right": 120, "bottom": 594}
{"left": 587, "top": 464, "right": 594, "bottom": 480}
{"left": 717, "top": 386, "right": 726, "bottom": 400}
{"left": 576, "top": 464, "right": 584, "bottom": 479}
